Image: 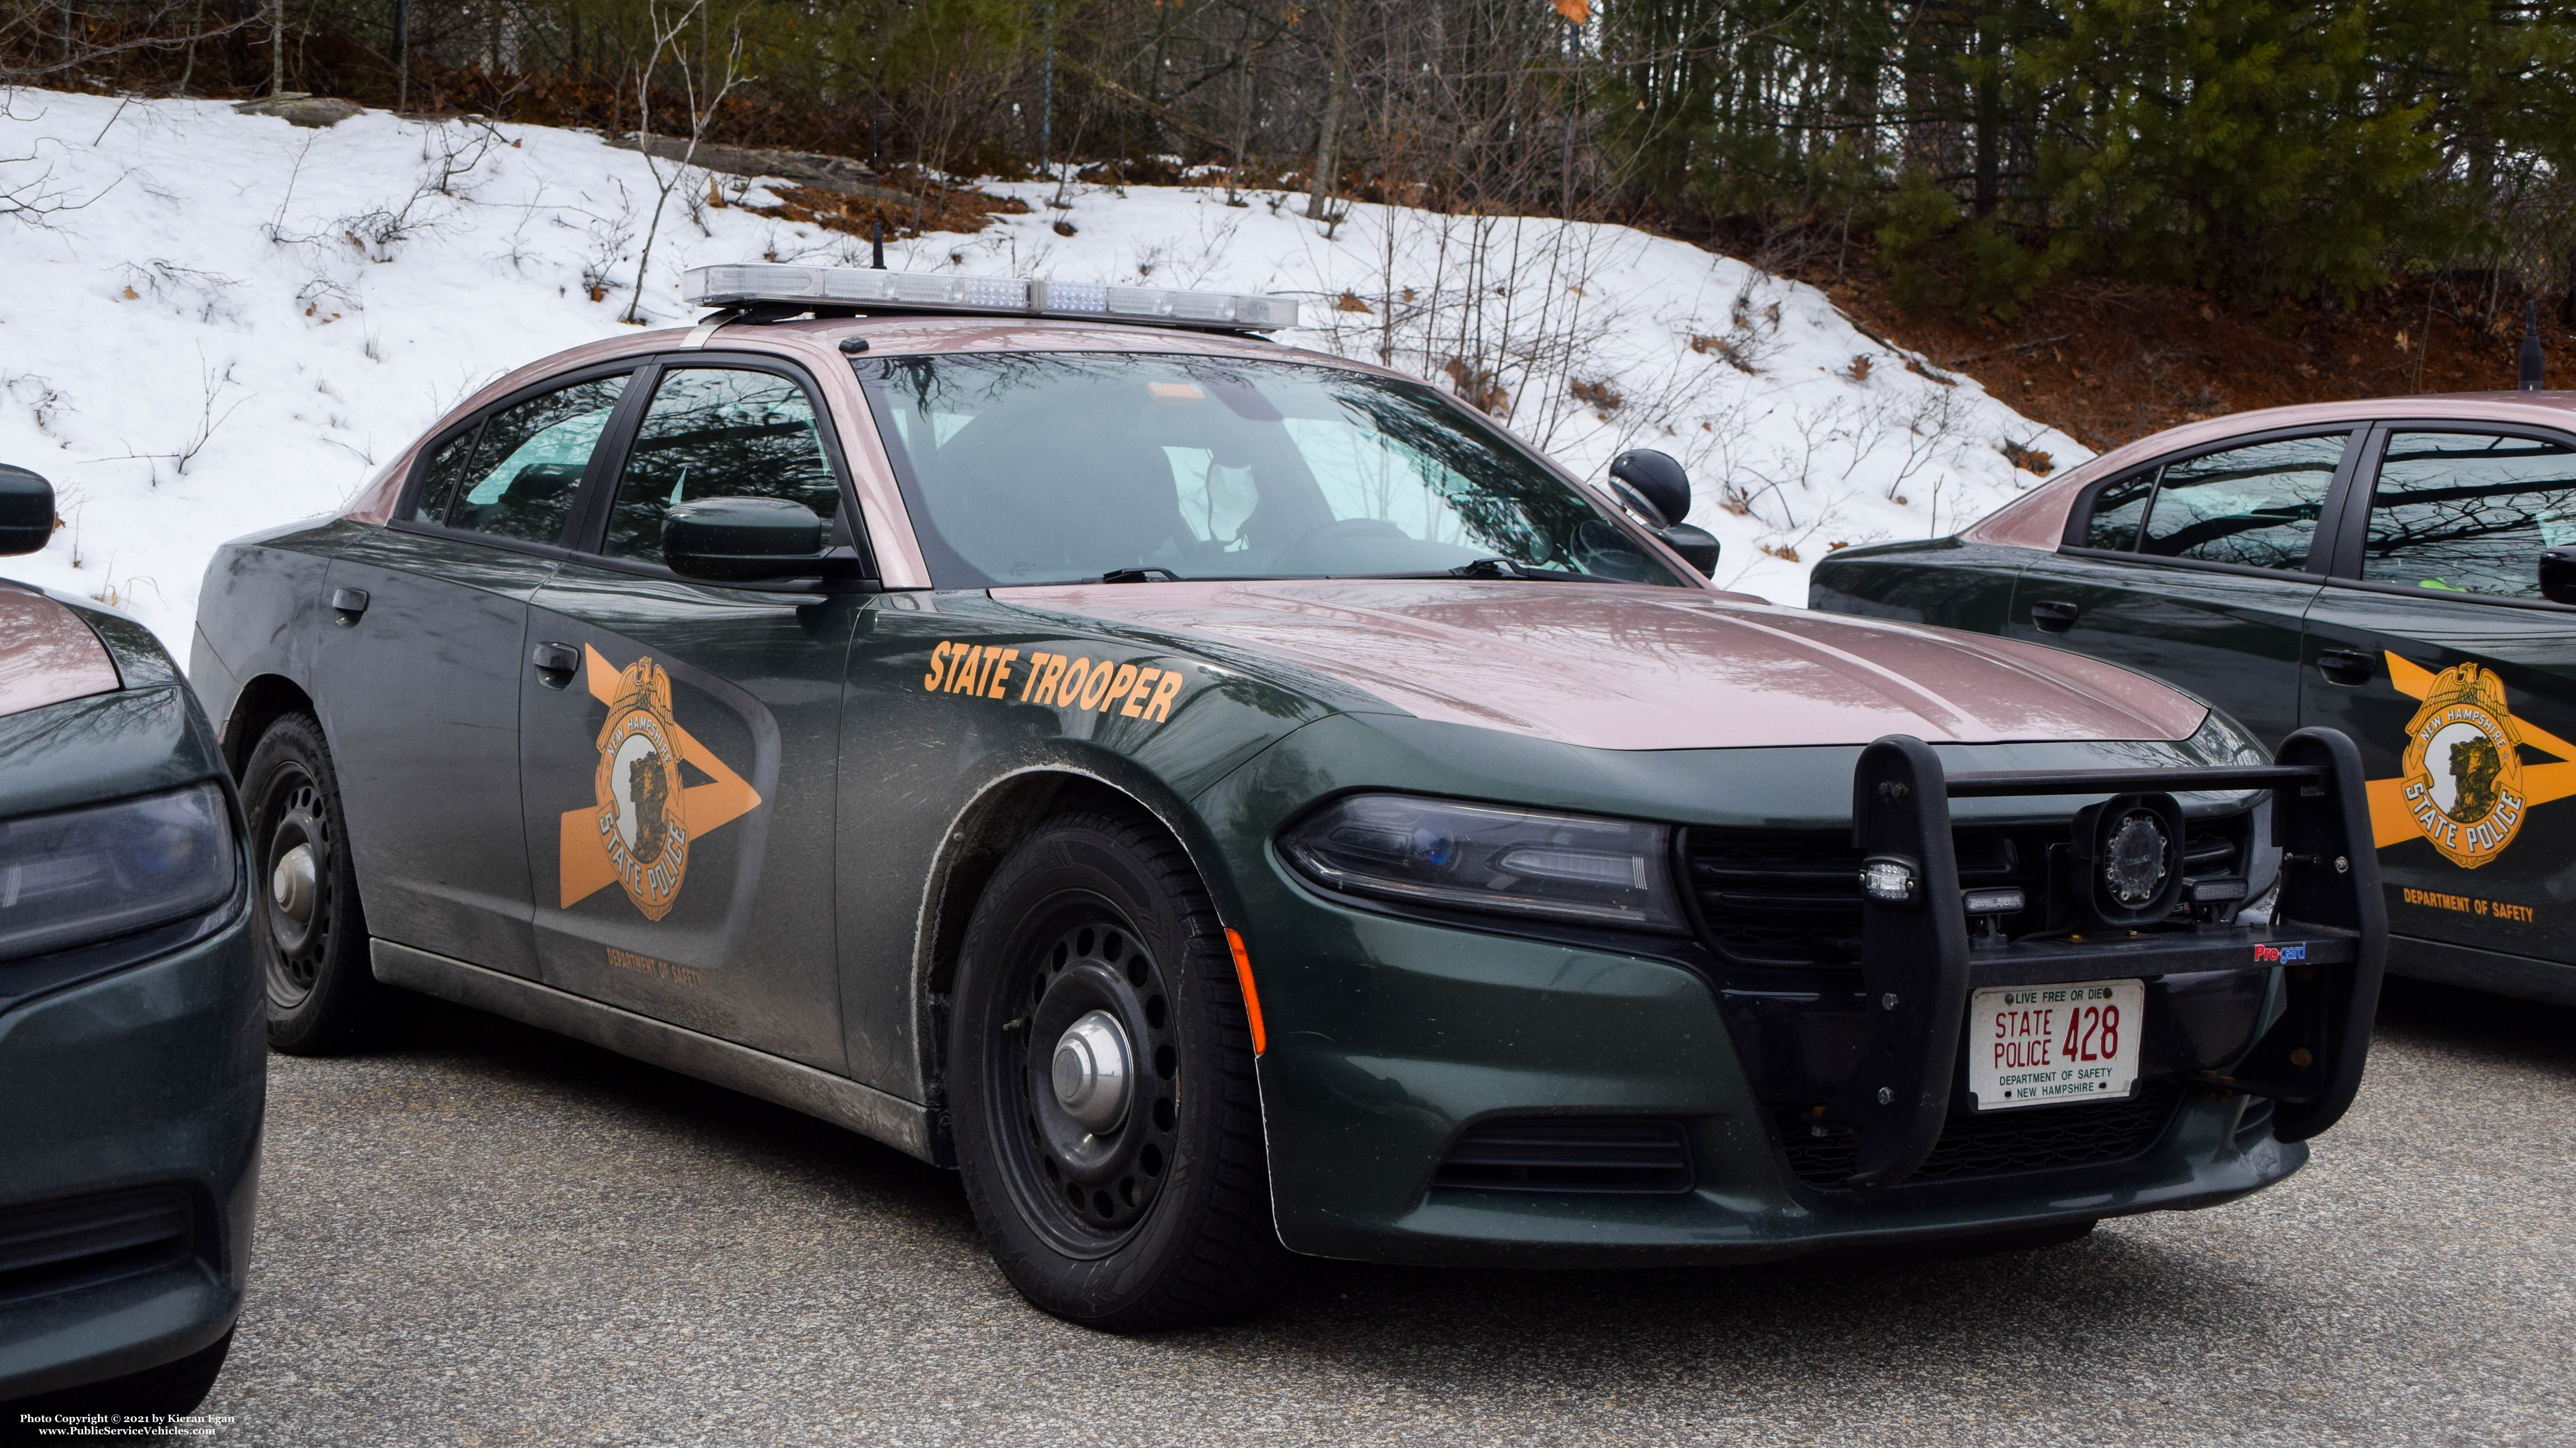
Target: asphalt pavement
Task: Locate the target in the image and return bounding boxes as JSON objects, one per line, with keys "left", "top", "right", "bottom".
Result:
{"left": 191, "top": 977, "right": 2572, "bottom": 1447}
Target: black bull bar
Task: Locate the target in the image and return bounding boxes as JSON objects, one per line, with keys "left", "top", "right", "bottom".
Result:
{"left": 1822, "top": 727, "right": 2387, "bottom": 1189}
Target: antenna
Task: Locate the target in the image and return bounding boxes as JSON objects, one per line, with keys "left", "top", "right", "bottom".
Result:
{"left": 2521, "top": 299, "right": 2546, "bottom": 391}
{"left": 871, "top": 221, "right": 886, "bottom": 271}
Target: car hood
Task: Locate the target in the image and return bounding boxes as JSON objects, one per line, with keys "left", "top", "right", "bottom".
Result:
{"left": 995, "top": 579, "right": 2208, "bottom": 750}
{"left": 0, "top": 584, "right": 121, "bottom": 720}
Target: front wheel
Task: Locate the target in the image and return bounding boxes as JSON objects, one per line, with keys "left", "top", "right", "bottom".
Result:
{"left": 240, "top": 712, "right": 408, "bottom": 1054}
{"left": 947, "top": 809, "right": 1284, "bottom": 1331}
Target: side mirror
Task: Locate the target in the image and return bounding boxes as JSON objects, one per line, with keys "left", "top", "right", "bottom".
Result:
{"left": 1608, "top": 449, "right": 1692, "bottom": 527}
{"left": 662, "top": 496, "right": 829, "bottom": 581}
{"left": 2544, "top": 549, "right": 2576, "bottom": 605}
{"left": 1659, "top": 523, "right": 1721, "bottom": 575}
{"left": 0, "top": 463, "right": 56, "bottom": 557}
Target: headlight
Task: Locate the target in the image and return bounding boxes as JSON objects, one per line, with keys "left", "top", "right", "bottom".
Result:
{"left": 0, "top": 783, "right": 236, "bottom": 962}
{"left": 1279, "top": 794, "right": 1684, "bottom": 931}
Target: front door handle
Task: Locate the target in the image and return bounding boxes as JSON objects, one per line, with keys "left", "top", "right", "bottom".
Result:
{"left": 2315, "top": 648, "right": 2376, "bottom": 686}
{"left": 2029, "top": 599, "right": 2079, "bottom": 634}
{"left": 531, "top": 642, "right": 581, "bottom": 688}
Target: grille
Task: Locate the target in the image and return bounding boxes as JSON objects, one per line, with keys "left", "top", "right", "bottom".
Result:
{"left": 1433, "top": 1118, "right": 1693, "bottom": 1195}
{"left": 1776, "top": 1086, "right": 2183, "bottom": 1190}
{"left": 1684, "top": 819, "right": 2246, "bottom": 969}
{"left": 0, "top": 1186, "right": 194, "bottom": 1306}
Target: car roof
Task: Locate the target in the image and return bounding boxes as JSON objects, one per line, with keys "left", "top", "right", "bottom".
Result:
{"left": 1963, "top": 391, "right": 2576, "bottom": 549}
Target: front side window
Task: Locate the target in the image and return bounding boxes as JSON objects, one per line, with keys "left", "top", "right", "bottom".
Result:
{"left": 2135, "top": 434, "right": 2346, "bottom": 570}
{"left": 853, "top": 352, "right": 1683, "bottom": 589}
{"left": 446, "top": 375, "right": 629, "bottom": 544}
{"left": 2361, "top": 431, "right": 2576, "bottom": 599}
{"left": 602, "top": 367, "right": 842, "bottom": 563}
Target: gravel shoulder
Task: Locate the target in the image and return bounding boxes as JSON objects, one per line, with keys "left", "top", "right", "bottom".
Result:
{"left": 197, "top": 978, "right": 2574, "bottom": 1447}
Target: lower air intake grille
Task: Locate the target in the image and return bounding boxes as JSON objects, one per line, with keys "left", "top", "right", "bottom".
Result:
{"left": 0, "top": 1186, "right": 195, "bottom": 1306}
{"left": 1434, "top": 1118, "right": 1693, "bottom": 1195}
{"left": 1778, "top": 1087, "right": 2182, "bottom": 1190}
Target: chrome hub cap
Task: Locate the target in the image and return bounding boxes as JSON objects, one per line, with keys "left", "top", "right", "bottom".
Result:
{"left": 1050, "top": 1010, "right": 1133, "bottom": 1135}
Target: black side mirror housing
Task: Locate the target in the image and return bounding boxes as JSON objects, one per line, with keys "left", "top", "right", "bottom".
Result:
{"left": 0, "top": 464, "right": 56, "bottom": 558}
{"left": 2544, "top": 548, "right": 2576, "bottom": 604}
{"left": 1608, "top": 449, "right": 1692, "bottom": 527}
{"left": 662, "top": 496, "right": 830, "bottom": 581}
{"left": 1658, "top": 523, "right": 1721, "bottom": 575}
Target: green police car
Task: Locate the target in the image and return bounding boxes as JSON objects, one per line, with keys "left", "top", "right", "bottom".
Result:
{"left": 1812, "top": 394, "right": 2576, "bottom": 1008}
{"left": 2, "top": 465, "right": 262, "bottom": 1417}
{"left": 192, "top": 264, "right": 2387, "bottom": 1330}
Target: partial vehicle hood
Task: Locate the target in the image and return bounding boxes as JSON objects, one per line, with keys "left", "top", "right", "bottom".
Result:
{"left": 996, "top": 579, "right": 2207, "bottom": 750}
{"left": 0, "top": 583, "right": 120, "bottom": 720}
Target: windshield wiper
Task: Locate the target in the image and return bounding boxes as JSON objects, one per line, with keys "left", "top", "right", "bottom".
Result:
{"left": 1099, "top": 567, "right": 1184, "bottom": 584}
{"left": 1446, "top": 557, "right": 1579, "bottom": 580}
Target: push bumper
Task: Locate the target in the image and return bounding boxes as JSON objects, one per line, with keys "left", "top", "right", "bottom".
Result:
{"left": 1245, "top": 728, "right": 2384, "bottom": 1266}
{"left": 0, "top": 911, "right": 264, "bottom": 1401}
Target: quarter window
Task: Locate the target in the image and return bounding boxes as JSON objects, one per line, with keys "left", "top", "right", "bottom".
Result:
{"left": 2136, "top": 434, "right": 2345, "bottom": 570}
{"left": 446, "top": 376, "right": 629, "bottom": 544}
{"left": 602, "top": 368, "right": 842, "bottom": 564}
{"left": 2360, "top": 431, "right": 2576, "bottom": 600}
{"left": 2081, "top": 471, "right": 2155, "bottom": 551}
{"left": 408, "top": 427, "right": 482, "bottom": 524}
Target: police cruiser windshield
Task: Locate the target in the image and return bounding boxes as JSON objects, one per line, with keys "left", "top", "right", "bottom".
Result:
{"left": 853, "top": 352, "right": 1686, "bottom": 589}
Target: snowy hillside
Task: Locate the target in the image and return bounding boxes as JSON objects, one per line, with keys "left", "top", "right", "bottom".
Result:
{"left": 0, "top": 89, "right": 2088, "bottom": 653}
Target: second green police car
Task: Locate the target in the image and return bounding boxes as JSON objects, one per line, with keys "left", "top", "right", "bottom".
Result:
{"left": 190, "top": 263, "right": 2385, "bottom": 1330}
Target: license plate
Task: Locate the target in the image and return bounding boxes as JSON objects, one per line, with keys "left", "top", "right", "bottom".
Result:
{"left": 1967, "top": 978, "right": 2144, "bottom": 1112}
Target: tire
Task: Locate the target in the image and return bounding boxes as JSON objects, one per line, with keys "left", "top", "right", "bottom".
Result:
{"left": 1, "top": 1330, "right": 232, "bottom": 1429}
{"left": 240, "top": 712, "right": 406, "bottom": 1054}
{"left": 948, "top": 808, "right": 1285, "bottom": 1331}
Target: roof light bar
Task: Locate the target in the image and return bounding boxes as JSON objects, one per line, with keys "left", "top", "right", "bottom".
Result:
{"left": 682, "top": 263, "right": 1300, "bottom": 332}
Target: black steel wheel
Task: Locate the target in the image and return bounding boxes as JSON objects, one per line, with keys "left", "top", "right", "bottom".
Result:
{"left": 997, "top": 915, "right": 1185, "bottom": 1249}
{"left": 949, "top": 807, "right": 1283, "bottom": 1330}
{"left": 240, "top": 711, "right": 407, "bottom": 1054}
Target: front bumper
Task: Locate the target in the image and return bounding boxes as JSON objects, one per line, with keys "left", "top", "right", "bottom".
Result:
{"left": 1219, "top": 724, "right": 2382, "bottom": 1267}
{"left": 0, "top": 909, "right": 264, "bottom": 1401}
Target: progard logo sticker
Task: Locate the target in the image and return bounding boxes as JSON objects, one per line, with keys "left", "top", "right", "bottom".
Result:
{"left": 559, "top": 645, "right": 761, "bottom": 918}
{"left": 2366, "top": 652, "right": 2576, "bottom": 870}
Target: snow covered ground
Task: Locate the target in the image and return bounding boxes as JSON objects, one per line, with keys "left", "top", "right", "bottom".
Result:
{"left": 0, "top": 89, "right": 2088, "bottom": 653}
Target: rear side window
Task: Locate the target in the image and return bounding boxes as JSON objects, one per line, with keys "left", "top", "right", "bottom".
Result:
{"left": 2137, "top": 434, "right": 2345, "bottom": 570}
{"left": 2361, "top": 431, "right": 2576, "bottom": 599}
{"left": 601, "top": 368, "right": 841, "bottom": 564}
{"left": 446, "top": 375, "right": 629, "bottom": 545}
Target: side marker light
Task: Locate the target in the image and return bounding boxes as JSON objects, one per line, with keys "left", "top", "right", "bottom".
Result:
{"left": 1226, "top": 928, "right": 1267, "bottom": 1056}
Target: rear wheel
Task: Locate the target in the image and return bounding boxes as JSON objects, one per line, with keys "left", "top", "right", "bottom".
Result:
{"left": 948, "top": 809, "right": 1284, "bottom": 1331}
{"left": 241, "top": 712, "right": 407, "bottom": 1054}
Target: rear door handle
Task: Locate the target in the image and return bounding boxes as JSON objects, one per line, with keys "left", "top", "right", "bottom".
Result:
{"left": 2315, "top": 648, "right": 2376, "bottom": 685}
{"left": 531, "top": 642, "right": 581, "bottom": 687}
{"left": 329, "top": 586, "right": 369, "bottom": 623}
{"left": 2029, "top": 599, "right": 2079, "bottom": 633}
